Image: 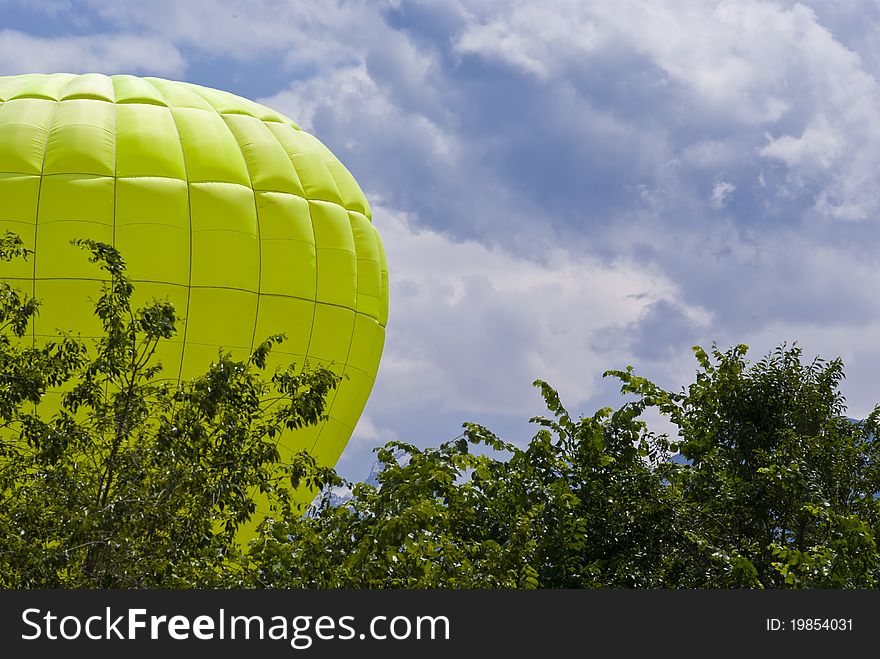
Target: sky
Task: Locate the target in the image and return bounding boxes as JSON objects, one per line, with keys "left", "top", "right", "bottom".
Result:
{"left": 3, "top": 0, "right": 880, "bottom": 481}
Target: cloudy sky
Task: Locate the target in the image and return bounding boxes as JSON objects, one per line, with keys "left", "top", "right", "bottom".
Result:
{"left": 4, "top": 0, "right": 880, "bottom": 479}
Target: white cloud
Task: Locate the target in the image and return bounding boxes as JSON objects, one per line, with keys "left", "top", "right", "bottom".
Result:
{"left": 453, "top": 1, "right": 828, "bottom": 125}
{"left": 453, "top": 0, "right": 880, "bottom": 222}
{"left": 259, "top": 64, "right": 450, "bottom": 162}
{"left": 371, "top": 206, "right": 703, "bottom": 417}
{"left": 349, "top": 414, "right": 393, "bottom": 445}
{"left": 681, "top": 140, "right": 738, "bottom": 169}
{"left": 761, "top": 115, "right": 844, "bottom": 173}
{"left": 83, "top": 0, "right": 373, "bottom": 68}
{"left": 0, "top": 29, "right": 184, "bottom": 76}
{"left": 261, "top": 66, "right": 388, "bottom": 133}
{"left": 709, "top": 181, "right": 736, "bottom": 209}
{"left": 454, "top": 0, "right": 605, "bottom": 78}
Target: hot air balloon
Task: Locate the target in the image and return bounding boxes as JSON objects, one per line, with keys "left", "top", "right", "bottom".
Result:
{"left": 0, "top": 73, "right": 388, "bottom": 506}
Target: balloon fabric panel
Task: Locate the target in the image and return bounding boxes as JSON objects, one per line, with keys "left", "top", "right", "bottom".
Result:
{"left": 0, "top": 73, "right": 389, "bottom": 510}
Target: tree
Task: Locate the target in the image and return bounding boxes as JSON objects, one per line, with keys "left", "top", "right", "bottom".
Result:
{"left": 0, "top": 232, "right": 340, "bottom": 587}
{"left": 250, "top": 344, "right": 880, "bottom": 589}
{"left": 3, "top": 230, "right": 880, "bottom": 588}
{"left": 245, "top": 382, "right": 699, "bottom": 588}
{"left": 611, "top": 344, "right": 880, "bottom": 587}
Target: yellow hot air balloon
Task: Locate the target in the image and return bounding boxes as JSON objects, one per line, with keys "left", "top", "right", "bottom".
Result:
{"left": 0, "top": 73, "right": 389, "bottom": 507}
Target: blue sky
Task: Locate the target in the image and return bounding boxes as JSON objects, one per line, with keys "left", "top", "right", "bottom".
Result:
{"left": 4, "top": 0, "right": 880, "bottom": 480}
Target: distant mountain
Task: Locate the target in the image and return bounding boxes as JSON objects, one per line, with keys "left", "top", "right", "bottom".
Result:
{"left": 308, "top": 484, "right": 356, "bottom": 512}
{"left": 306, "top": 450, "right": 407, "bottom": 514}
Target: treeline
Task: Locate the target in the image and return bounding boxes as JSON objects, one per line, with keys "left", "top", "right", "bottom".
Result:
{"left": 1, "top": 233, "right": 879, "bottom": 588}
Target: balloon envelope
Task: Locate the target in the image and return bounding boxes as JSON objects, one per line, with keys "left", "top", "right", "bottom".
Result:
{"left": 0, "top": 73, "right": 388, "bottom": 505}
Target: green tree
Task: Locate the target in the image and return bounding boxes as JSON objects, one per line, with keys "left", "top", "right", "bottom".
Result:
{"left": 246, "top": 382, "right": 699, "bottom": 588}
{"left": 3, "top": 230, "right": 879, "bottom": 589}
{"left": 611, "top": 343, "right": 880, "bottom": 587}
{"left": 251, "top": 344, "right": 880, "bottom": 589}
{"left": 0, "top": 232, "right": 340, "bottom": 587}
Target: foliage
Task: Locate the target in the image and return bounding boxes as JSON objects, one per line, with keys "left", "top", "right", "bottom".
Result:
{"left": 610, "top": 344, "right": 880, "bottom": 587}
{"left": 0, "top": 232, "right": 340, "bottom": 587}
{"left": 250, "top": 346, "right": 880, "bottom": 589}
{"left": 2, "top": 230, "right": 879, "bottom": 588}
{"left": 246, "top": 393, "right": 697, "bottom": 588}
